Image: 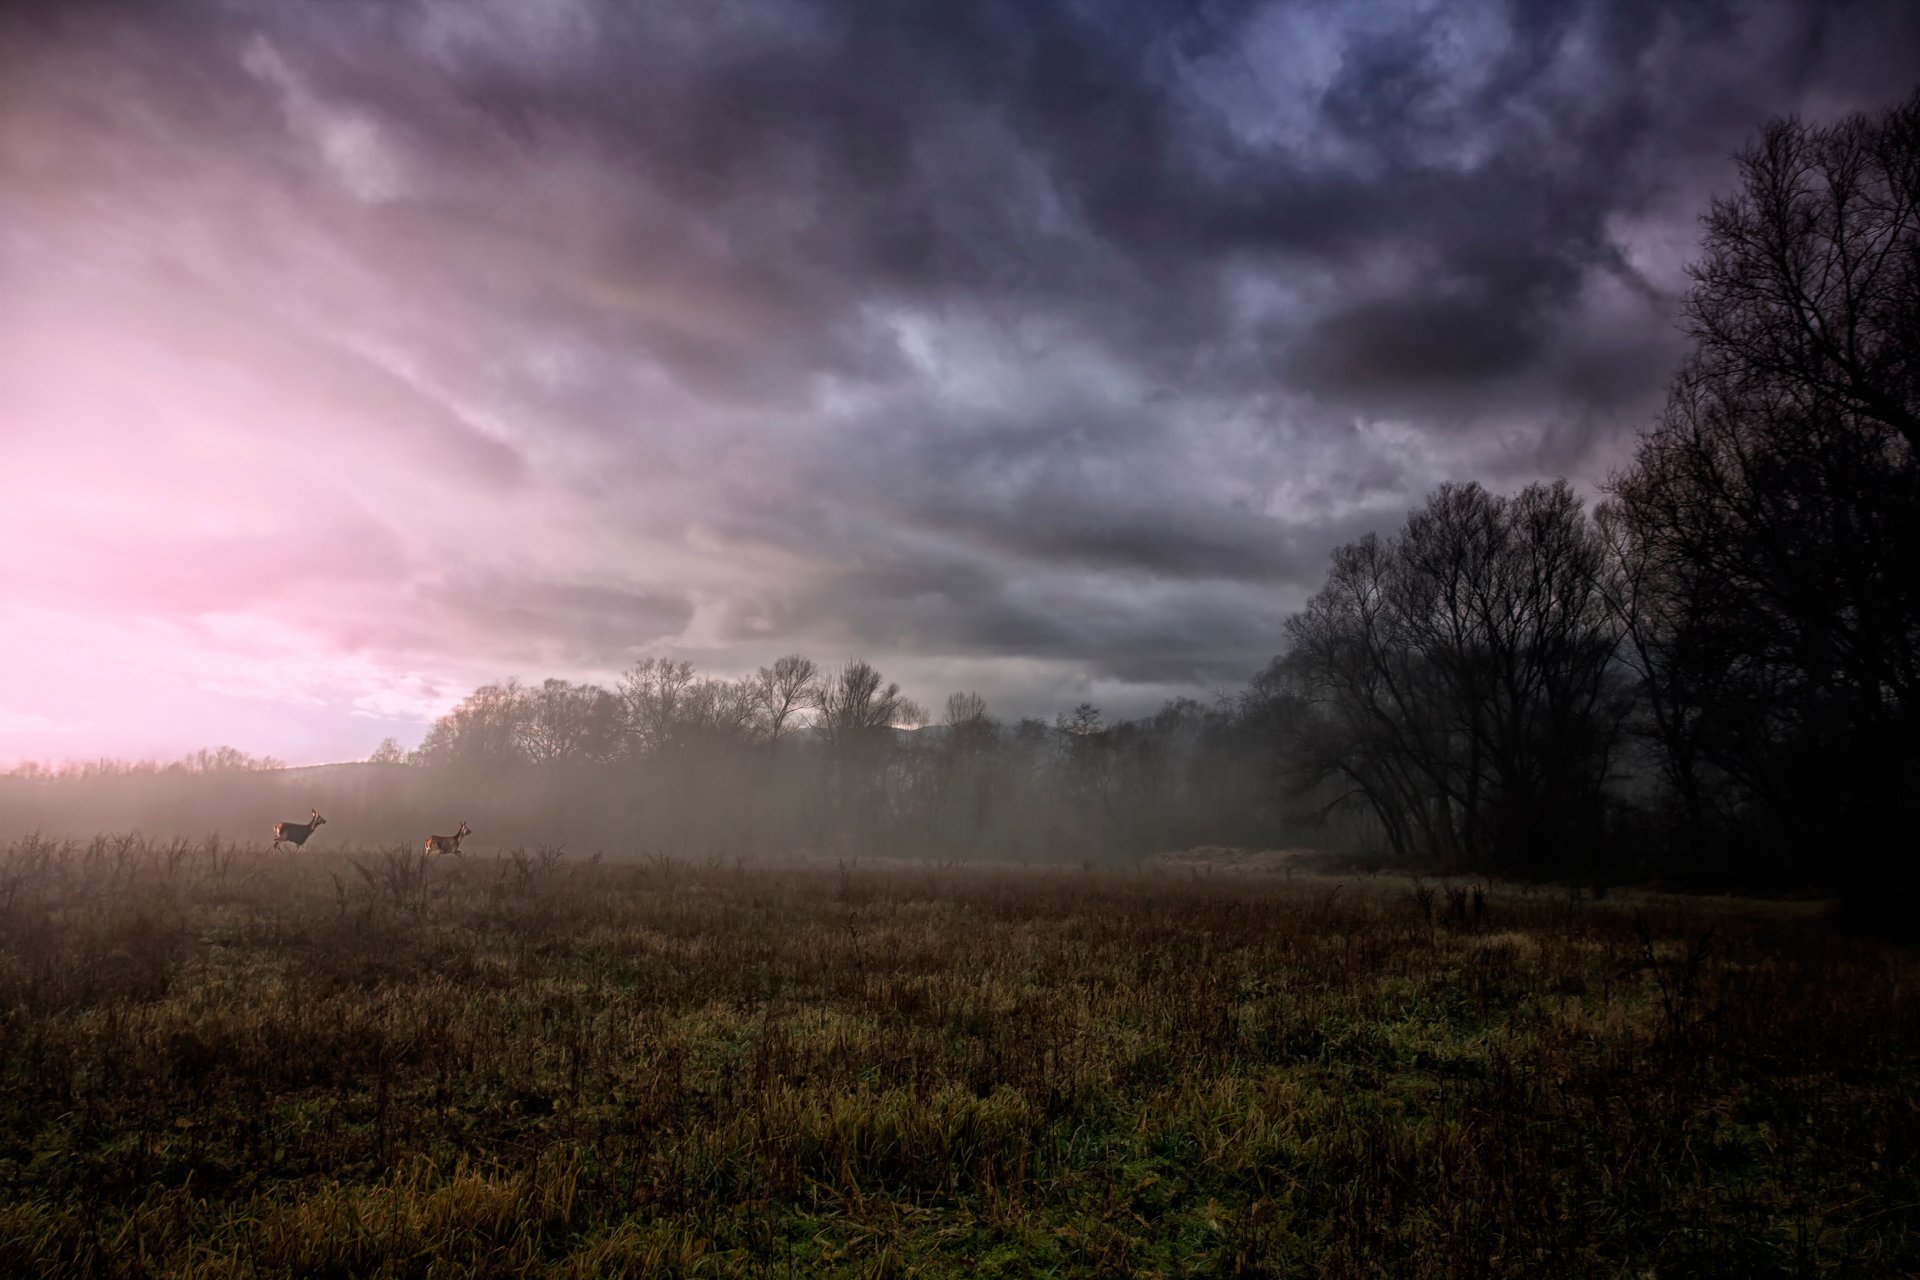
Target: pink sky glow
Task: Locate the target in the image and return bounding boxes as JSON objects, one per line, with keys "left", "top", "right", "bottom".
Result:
{"left": 0, "top": 46, "right": 703, "bottom": 766}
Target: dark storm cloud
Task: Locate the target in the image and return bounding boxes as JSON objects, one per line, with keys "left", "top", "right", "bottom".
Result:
{"left": 12, "top": 0, "right": 1916, "bottom": 395}
{"left": 419, "top": 578, "right": 696, "bottom": 669}
{"left": 4, "top": 0, "right": 1916, "bottom": 753}
{"left": 817, "top": 392, "right": 1404, "bottom": 586}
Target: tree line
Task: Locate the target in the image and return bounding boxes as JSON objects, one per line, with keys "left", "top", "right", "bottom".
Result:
{"left": 351, "top": 655, "right": 1294, "bottom": 864}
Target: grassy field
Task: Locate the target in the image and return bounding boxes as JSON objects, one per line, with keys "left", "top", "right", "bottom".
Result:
{"left": 0, "top": 835, "right": 1914, "bottom": 1278}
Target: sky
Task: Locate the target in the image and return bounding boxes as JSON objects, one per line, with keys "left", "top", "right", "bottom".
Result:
{"left": 1, "top": 0, "right": 1915, "bottom": 767}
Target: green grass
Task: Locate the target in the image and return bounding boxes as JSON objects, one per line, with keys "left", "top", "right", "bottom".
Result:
{"left": 0, "top": 834, "right": 1914, "bottom": 1277}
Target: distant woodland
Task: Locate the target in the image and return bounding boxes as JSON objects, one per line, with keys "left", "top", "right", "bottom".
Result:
{"left": 5, "top": 96, "right": 1915, "bottom": 924}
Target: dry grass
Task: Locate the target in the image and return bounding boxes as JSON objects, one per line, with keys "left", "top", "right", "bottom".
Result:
{"left": 0, "top": 833, "right": 1914, "bottom": 1277}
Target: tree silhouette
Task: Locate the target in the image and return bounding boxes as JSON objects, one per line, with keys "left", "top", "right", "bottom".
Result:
{"left": 1280, "top": 481, "right": 1625, "bottom": 876}
{"left": 1603, "top": 91, "right": 1920, "bottom": 904}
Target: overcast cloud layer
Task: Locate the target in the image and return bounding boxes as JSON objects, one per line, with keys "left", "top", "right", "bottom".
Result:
{"left": 2, "top": 0, "right": 1915, "bottom": 764}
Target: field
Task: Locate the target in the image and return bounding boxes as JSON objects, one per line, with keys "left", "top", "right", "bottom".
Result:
{"left": 0, "top": 836, "right": 1915, "bottom": 1278}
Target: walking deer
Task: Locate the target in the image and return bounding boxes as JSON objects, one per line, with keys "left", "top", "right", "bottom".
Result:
{"left": 424, "top": 821, "right": 471, "bottom": 858}
{"left": 272, "top": 809, "right": 327, "bottom": 852}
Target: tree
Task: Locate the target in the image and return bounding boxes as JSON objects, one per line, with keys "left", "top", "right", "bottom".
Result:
{"left": 674, "top": 676, "right": 765, "bottom": 751}
{"left": 752, "top": 654, "right": 823, "bottom": 744}
{"left": 412, "top": 681, "right": 528, "bottom": 770}
{"left": 173, "top": 746, "right": 286, "bottom": 773}
{"left": 618, "top": 658, "right": 698, "bottom": 757}
{"left": 618, "top": 657, "right": 769, "bottom": 757}
{"left": 520, "top": 678, "right": 624, "bottom": 764}
{"left": 818, "top": 660, "right": 925, "bottom": 748}
{"left": 1056, "top": 703, "right": 1103, "bottom": 738}
{"left": 1280, "top": 481, "right": 1626, "bottom": 875}
{"left": 367, "top": 737, "right": 408, "bottom": 765}
{"left": 1602, "top": 92, "right": 1920, "bottom": 899}
{"left": 923, "top": 691, "right": 1001, "bottom": 854}
{"left": 1278, "top": 531, "right": 1455, "bottom": 865}
{"left": 1051, "top": 702, "right": 1119, "bottom": 834}
{"left": 1686, "top": 93, "right": 1920, "bottom": 456}
{"left": 942, "top": 691, "right": 996, "bottom": 754}
{"left": 814, "top": 660, "right": 924, "bottom": 853}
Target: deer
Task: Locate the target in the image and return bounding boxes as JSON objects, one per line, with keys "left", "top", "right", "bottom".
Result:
{"left": 272, "top": 809, "right": 327, "bottom": 852}
{"left": 424, "top": 820, "right": 471, "bottom": 858}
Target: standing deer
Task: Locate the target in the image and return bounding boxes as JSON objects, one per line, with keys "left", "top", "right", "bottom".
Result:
{"left": 272, "top": 809, "right": 327, "bottom": 852}
{"left": 424, "top": 820, "right": 471, "bottom": 858}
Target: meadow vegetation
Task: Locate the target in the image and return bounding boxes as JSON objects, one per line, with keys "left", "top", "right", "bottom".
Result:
{"left": 1, "top": 834, "right": 1914, "bottom": 1277}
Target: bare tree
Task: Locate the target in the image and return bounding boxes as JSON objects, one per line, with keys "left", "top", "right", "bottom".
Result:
{"left": 367, "top": 738, "right": 408, "bottom": 765}
{"left": 176, "top": 746, "right": 286, "bottom": 773}
{"left": 1281, "top": 482, "right": 1625, "bottom": 875}
{"left": 412, "top": 681, "right": 528, "bottom": 770}
{"left": 520, "top": 678, "right": 624, "bottom": 764}
{"left": 1686, "top": 92, "right": 1919, "bottom": 455}
{"left": 677, "top": 676, "right": 766, "bottom": 750}
{"left": 617, "top": 657, "right": 771, "bottom": 757}
{"left": 942, "top": 691, "right": 995, "bottom": 753}
{"left": 813, "top": 660, "right": 923, "bottom": 853}
{"left": 818, "top": 660, "right": 925, "bottom": 748}
{"left": 1056, "top": 703, "right": 1103, "bottom": 738}
{"left": 944, "top": 690, "right": 988, "bottom": 728}
{"left": 1602, "top": 92, "right": 1920, "bottom": 899}
{"left": 1279, "top": 532, "right": 1450, "bottom": 864}
{"left": 618, "top": 658, "right": 697, "bottom": 757}
{"left": 753, "top": 654, "right": 823, "bottom": 744}
{"left": 1595, "top": 496, "right": 1729, "bottom": 867}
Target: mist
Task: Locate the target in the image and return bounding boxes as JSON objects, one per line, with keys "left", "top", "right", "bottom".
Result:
{"left": 0, "top": 657, "right": 1295, "bottom": 864}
